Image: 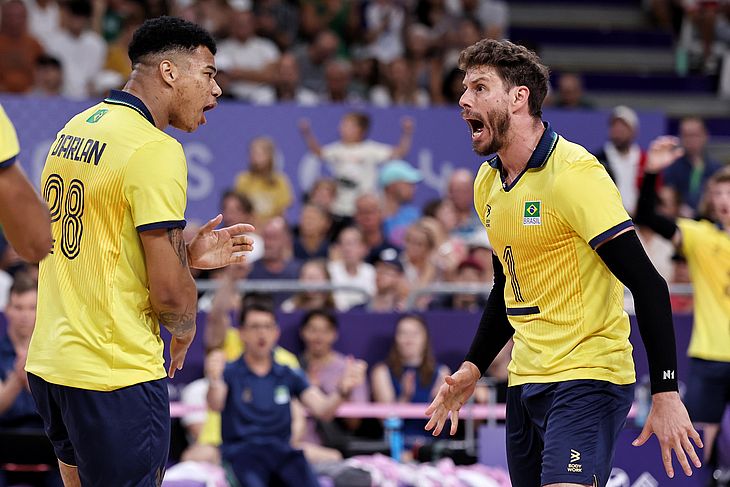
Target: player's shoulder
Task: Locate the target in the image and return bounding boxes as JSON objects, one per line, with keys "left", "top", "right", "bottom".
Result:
{"left": 475, "top": 158, "right": 499, "bottom": 185}
{"left": 551, "top": 136, "right": 600, "bottom": 172}
{"left": 678, "top": 217, "right": 718, "bottom": 236}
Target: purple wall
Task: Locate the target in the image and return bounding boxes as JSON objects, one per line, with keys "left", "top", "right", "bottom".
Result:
{"left": 0, "top": 95, "right": 665, "bottom": 224}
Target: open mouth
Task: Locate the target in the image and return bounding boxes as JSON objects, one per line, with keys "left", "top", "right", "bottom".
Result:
{"left": 203, "top": 102, "right": 217, "bottom": 112}
{"left": 464, "top": 117, "right": 485, "bottom": 138}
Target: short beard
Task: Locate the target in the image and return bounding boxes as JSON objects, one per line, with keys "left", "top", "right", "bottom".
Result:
{"left": 473, "top": 107, "right": 511, "bottom": 156}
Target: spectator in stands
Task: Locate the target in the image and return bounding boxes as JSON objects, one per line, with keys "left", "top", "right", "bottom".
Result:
{"left": 638, "top": 139, "right": 730, "bottom": 472}
{"left": 206, "top": 303, "right": 366, "bottom": 487}
{"left": 281, "top": 259, "right": 335, "bottom": 313}
{"left": 442, "top": 66, "right": 466, "bottom": 104}
{"left": 253, "top": 0, "right": 300, "bottom": 52}
{"left": 305, "top": 177, "right": 349, "bottom": 240}
{"left": 320, "top": 58, "right": 364, "bottom": 104}
{"left": 298, "top": 0, "right": 360, "bottom": 54}
{"left": 371, "top": 315, "right": 450, "bottom": 449}
{"left": 363, "top": 0, "right": 405, "bottom": 64}
{"left": 419, "top": 210, "right": 467, "bottom": 280}
{"left": 0, "top": 274, "right": 62, "bottom": 486}
{"left": 274, "top": 52, "right": 319, "bottom": 105}
{"left": 404, "top": 23, "right": 443, "bottom": 104}
{"left": 299, "top": 112, "right": 414, "bottom": 218}
{"left": 247, "top": 217, "right": 301, "bottom": 307}
{"left": 662, "top": 116, "right": 722, "bottom": 216}
{"left": 0, "top": 0, "right": 44, "bottom": 94}
{"left": 451, "top": 0, "right": 509, "bottom": 40}
{"left": 220, "top": 190, "right": 263, "bottom": 264}
{"left": 234, "top": 136, "right": 293, "bottom": 226}
{"left": 32, "top": 54, "right": 63, "bottom": 96}
{"left": 401, "top": 221, "right": 440, "bottom": 293}
{"left": 553, "top": 72, "right": 594, "bottom": 109}
{"left": 354, "top": 193, "right": 399, "bottom": 264}
{"left": 443, "top": 17, "right": 483, "bottom": 74}
{"left": 594, "top": 106, "right": 647, "bottom": 216}
{"left": 429, "top": 257, "right": 488, "bottom": 312}
{"left": 445, "top": 168, "right": 483, "bottom": 240}
{"left": 381, "top": 160, "right": 423, "bottom": 246}
{"left": 298, "top": 310, "right": 369, "bottom": 453}
{"left": 44, "top": 0, "right": 105, "bottom": 99}
{"left": 370, "top": 57, "right": 430, "bottom": 107}
{"left": 215, "top": 9, "right": 280, "bottom": 104}
{"left": 24, "top": 0, "right": 61, "bottom": 49}
{"left": 294, "top": 29, "right": 339, "bottom": 95}
{"left": 363, "top": 248, "right": 409, "bottom": 312}
{"left": 328, "top": 227, "right": 376, "bottom": 311}
{"left": 465, "top": 231, "right": 494, "bottom": 284}
{"left": 293, "top": 203, "right": 332, "bottom": 261}
{"left": 102, "top": 18, "right": 141, "bottom": 83}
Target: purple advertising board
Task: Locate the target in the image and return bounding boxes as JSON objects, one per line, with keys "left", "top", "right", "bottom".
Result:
{"left": 0, "top": 95, "right": 665, "bottom": 224}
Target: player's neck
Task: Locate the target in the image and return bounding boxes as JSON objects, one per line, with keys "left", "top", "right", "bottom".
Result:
{"left": 497, "top": 118, "right": 545, "bottom": 184}
{"left": 122, "top": 77, "right": 168, "bottom": 131}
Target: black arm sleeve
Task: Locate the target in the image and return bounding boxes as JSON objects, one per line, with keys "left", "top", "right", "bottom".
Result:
{"left": 463, "top": 253, "right": 514, "bottom": 375}
{"left": 635, "top": 172, "right": 679, "bottom": 240}
{"left": 596, "top": 230, "right": 679, "bottom": 394}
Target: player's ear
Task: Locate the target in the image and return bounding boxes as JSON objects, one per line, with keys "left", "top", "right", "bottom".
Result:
{"left": 159, "top": 59, "right": 178, "bottom": 87}
{"left": 512, "top": 85, "right": 530, "bottom": 112}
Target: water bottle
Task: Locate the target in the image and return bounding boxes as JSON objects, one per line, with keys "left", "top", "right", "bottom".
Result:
{"left": 384, "top": 416, "right": 404, "bottom": 462}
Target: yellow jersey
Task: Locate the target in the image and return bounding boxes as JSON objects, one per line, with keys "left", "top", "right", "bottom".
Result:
{"left": 0, "top": 104, "right": 20, "bottom": 168}
{"left": 678, "top": 218, "right": 730, "bottom": 361}
{"left": 234, "top": 171, "right": 293, "bottom": 224}
{"left": 474, "top": 123, "right": 635, "bottom": 387}
{"left": 27, "top": 90, "right": 188, "bottom": 391}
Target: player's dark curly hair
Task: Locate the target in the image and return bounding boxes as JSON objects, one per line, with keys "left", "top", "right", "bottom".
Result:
{"left": 459, "top": 39, "right": 549, "bottom": 118}
{"left": 128, "top": 16, "right": 216, "bottom": 66}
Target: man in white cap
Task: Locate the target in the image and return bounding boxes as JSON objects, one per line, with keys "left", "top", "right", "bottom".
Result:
{"left": 380, "top": 159, "right": 422, "bottom": 246}
{"left": 594, "top": 105, "right": 646, "bottom": 216}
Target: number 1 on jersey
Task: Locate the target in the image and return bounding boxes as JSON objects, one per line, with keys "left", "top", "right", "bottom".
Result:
{"left": 504, "top": 246, "right": 525, "bottom": 303}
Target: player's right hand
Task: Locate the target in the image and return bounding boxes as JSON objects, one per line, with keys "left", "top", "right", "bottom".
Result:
{"left": 168, "top": 330, "right": 195, "bottom": 379}
{"left": 646, "top": 136, "right": 684, "bottom": 174}
{"left": 204, "top": 349, "right": 227, "bottom": 381}
{"left": 424, "top": 361, "right": 481, "bottom": 436}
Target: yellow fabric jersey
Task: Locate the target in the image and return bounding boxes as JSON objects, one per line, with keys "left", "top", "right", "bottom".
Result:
{"left": 234, "top": 171, "right": 293, "bottom": 223}
{"left": 678, "top": 218, "right": 730, "bottom": 361}
{"left": 0, "top": 104, "right": 20, "bottom": 168}
{"left": 26, "top": 90, "right": 188, "bottom": 391}
{"left": 197, "top": 330, "right": 300, "bottom": 446}
{"left": 474, "top": 122, "right": 635, "bottom": 387}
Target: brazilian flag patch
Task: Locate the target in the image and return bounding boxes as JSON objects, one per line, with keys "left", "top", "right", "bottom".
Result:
{"left": 523, "top": 201, "right": 541, "bottom": 226}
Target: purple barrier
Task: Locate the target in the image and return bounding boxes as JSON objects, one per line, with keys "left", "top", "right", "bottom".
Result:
{"left": 0, "top": 95, "right": 665, "bottom": 223}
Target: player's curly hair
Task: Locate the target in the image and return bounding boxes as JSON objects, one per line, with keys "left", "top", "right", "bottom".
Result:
{"left": 128, "top": 16, "right": 216, "bottom": 66}
{"left": 459, "top": 39, "right": 549, "bottom": 118}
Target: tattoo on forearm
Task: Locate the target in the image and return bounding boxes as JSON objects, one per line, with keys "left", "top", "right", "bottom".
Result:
{"left": 159, "top": 309, "right": 195, "bottom": 338}
{"left": 167, "top": 228, "right": 188, "bottom": 268}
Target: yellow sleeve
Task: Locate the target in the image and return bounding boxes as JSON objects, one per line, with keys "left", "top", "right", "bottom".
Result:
{"left": 676, "top": 218, "right": 703, "bottom": 256}
{"left": 554, "top": 159, "right": 632, "bottom": 249}
{"left": 273, "top": 346, "right": 300, "bottom": 369}
{"left": 123, "top": 139, "right": 187, "bottom": 231}
{"left": 0, "top": 106, "right": 20, "bottom": 169}
{"left": 223, "top": 328, "right": 243, "bottom": 361}
{"left": 473, "top": 162, "right": 492, "bottom": 226}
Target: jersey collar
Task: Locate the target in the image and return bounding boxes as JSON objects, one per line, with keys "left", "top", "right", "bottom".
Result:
{"left": 487, "top": 121, "right": 558, "bottom": 192}
{"left": 104, "top": 90, "right": 156, "bottom": 126}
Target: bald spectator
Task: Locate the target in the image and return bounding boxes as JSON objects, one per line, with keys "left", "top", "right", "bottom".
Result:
{"left": 594, "top": 106, "right": 647, "bottom": 215}
{"left": 274, "top": 52, "right": 318, "bottom": 105}
{"left": 216, "top": 10, "right": 280, "bottom": 104}
{"left": 44, "top": 0, "right": 105, "bottom": 99}
{"left": 294, "top": 30, "right": 339, "bottom": 94}
{"left": 0, "top": 0, "right": 44, "bottom": 93}
{"left": 554, "top": 72, "right": 593, "bottom": 110}
{"left": 662, "top": 116, "right": 723, "bottom": 216}
{"left": 354, "top": 193, "right": 399, "bottom": 264}
{"left": 247, "top": 217, "right": 302, "bottom": 306}
{"left": 446, "top": 169, "right": 483, "bottom": 240}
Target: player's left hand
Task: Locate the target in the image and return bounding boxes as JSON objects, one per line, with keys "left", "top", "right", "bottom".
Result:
{"left": 632, "top": 391, "right": 703, "bottom": 478}
{"left": 187, "top": 214, "right": 254, "bottom": 269}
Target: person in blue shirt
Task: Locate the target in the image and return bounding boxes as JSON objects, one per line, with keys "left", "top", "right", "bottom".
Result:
{"left": 0, "top": 273, "right": 62, "bottom": 486}
{"left": 380, "top": 160, "right": 423, "bottom": 247}
{"left": 662, "top": 117, "right": 723, "bottom": 217}
{"left": 206, "top": 303, "right": 366, "bottom": 487}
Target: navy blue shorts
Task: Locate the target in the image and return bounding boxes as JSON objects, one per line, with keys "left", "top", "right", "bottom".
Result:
{"left": 684, "top": 358, "right": 730, "bottom": 424}
{"left": 28, "top": 373, "right": 170, "bottom": 487}
{"left": 223, "top": 440, "right": 319, "bottom": 487}
{"left": 506, "top": 380, "right": 634, "bottom": 487}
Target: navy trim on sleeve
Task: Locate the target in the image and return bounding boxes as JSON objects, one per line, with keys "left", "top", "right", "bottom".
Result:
{"left": 589, "top": 219, "right": 634, "bottom": 249}
{"left": 136, "top": 220, "right": 187, "bottom": 232}
{"left": 506, "top": 306, "right": 540, "bottom": 316}
{"left": 0, "top": 154, "right": 18, "bottom": 169}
